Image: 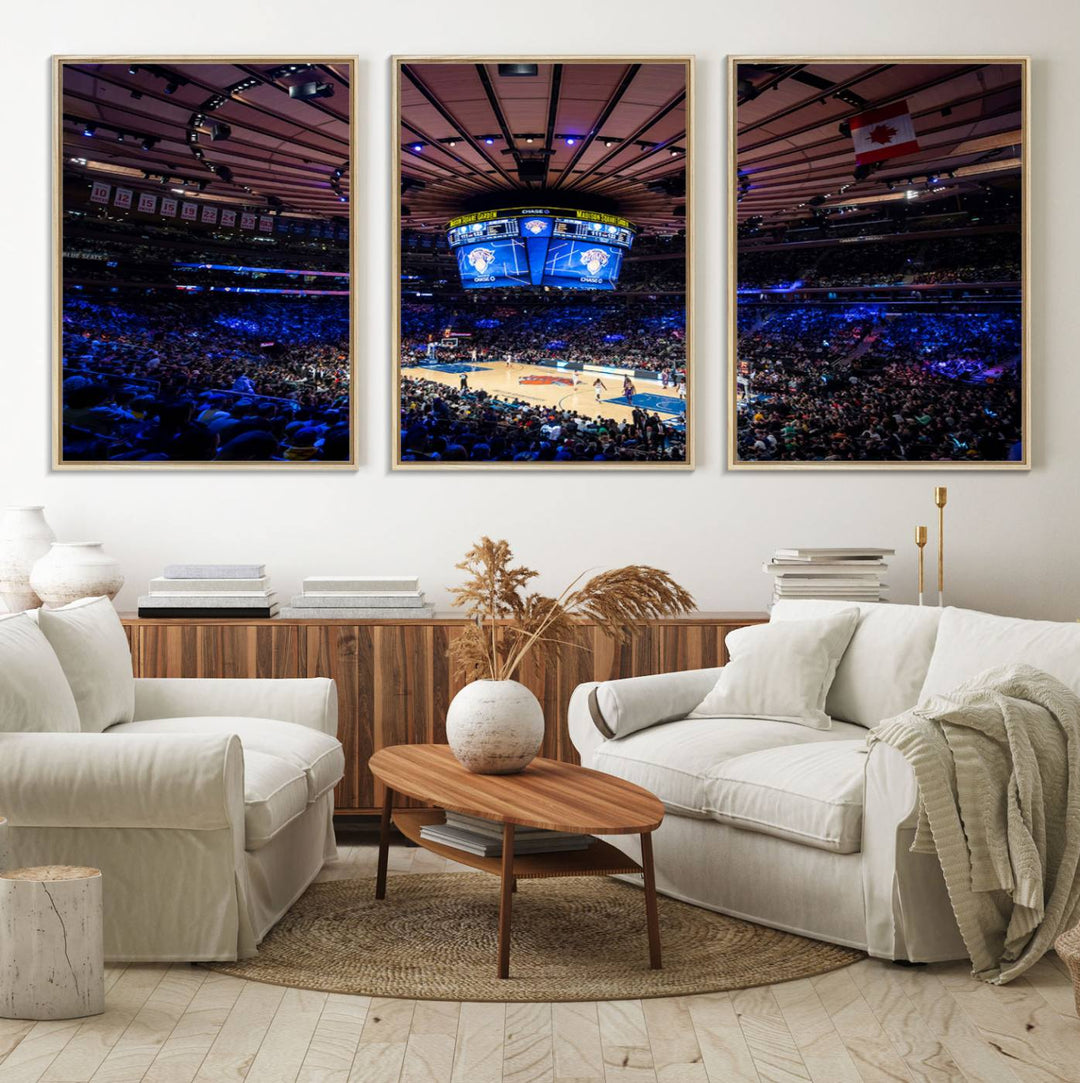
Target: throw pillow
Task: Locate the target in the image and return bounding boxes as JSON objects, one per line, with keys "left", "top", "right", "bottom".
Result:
{"left": 689, "top": 609, "right": 859, "bottom": 730}
{"left": 0, "top": 612, "right": 81, "bottom": 732}
{"left": 36, "top": 597, "right": 135, "bottom": 733}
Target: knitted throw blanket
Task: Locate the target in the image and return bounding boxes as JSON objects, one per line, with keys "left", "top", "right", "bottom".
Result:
{"left": 869, "top": 663, "right": 1080, "bottom": 984}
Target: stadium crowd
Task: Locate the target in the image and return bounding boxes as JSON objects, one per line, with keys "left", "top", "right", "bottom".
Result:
{"left": 737, "top": 307, "right": 1022, "bottom": 462}
{"left": 61, "top": 295, "right": 350, "bottom": 462}
{"left": 399, "top": 376, "right": 685, "bottom": 462}
{"left": 400, "top": 293, "right": 685, "bottom": 375}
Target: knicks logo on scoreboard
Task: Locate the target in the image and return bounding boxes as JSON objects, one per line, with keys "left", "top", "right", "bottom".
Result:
{"left": 467, "top": 247, "right": 497, "bottom": 274}
{"left": 524, "top": 219, "right": 547, "bottom": 235}
{"left": 580, "top": 248, "right": 610, "bottom": 276}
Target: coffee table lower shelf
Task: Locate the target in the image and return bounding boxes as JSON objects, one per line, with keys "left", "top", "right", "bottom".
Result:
{"left": 392, "top": 808, "right": 644, "bottom": 879}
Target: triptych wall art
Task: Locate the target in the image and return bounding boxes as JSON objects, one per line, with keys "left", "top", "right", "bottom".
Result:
{"left": 51, "top": 55, "right": 1029, "bottom": 472}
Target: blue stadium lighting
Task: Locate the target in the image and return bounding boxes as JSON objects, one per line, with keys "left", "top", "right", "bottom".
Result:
{"left": 173, "top": 261, "right": 349, "bottom": 279}
{"left": 412, "top": 143, "right": 423, "bottom": 153}
{"left": 484, "top": 137, "right": 495, "bottom": 145}
{"left": 565, "top": 136, "right": 576, "bottom": 146}
{"left": 82, "top": 124, "right": 96, "bottom": 137}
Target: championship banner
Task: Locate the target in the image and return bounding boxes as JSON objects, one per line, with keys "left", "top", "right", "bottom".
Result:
{"left": 181, "top": 203, "right": 198, "bottom": 221}
{"left": 220, "top": 209, "right": 236, "bottom": 227}
{"left": 259, "top": 215, "right": 274, "bottom": 233}
{"left": 201, "top": 205, "right": 219, "bottom": 224}
{"left": 850, "top": 100, "right": 920, "bottom": 165}
{"left": 137, "top": 192, "right": 158, "bottom": 214}
{"left": 90, "top": 181, "right": 111, "bottom": 205}
{"left": 160, "top": 197, "right": 178, "bottom": 217}
{"left": 114, "top": 187, "right": 133, "bottom": 210}
{"left": 240, "top": 212, "right": 256, "bottom": 230}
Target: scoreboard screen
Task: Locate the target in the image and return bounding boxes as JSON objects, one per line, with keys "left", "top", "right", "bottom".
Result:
{"left": 447, "top": 208, "right": 634, "bottom": 290}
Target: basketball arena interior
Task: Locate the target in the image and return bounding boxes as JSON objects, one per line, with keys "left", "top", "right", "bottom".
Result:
{"left": 734, "top": 61, "right": 1023, "bottom": 464}
{"left": 397, "top": 61, "right": 689, "bottom": 464}
{"left": 60, "top": 61, "right": 352, "bottom": 463}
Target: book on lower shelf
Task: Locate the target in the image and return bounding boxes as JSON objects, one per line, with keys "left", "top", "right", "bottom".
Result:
{"left": 420, "top": 811, "right": 594, "bottom": 857}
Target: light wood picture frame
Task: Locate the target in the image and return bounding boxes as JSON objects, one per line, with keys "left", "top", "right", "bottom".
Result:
{"left": 54, "top": 56, "right": 358, "bottom": 469}
{"left": 393, "top": 56, "right": 694, "bottom": 470}
{"left": 728, "top": 57, "right": 1030, "bottom": 470}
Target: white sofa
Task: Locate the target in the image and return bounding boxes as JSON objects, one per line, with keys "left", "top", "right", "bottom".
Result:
{"left": 569, "top": 601, "right": 1080, "bottom": 962}
{"left": 0, "top": 598, "right": 344, "bottom": 962}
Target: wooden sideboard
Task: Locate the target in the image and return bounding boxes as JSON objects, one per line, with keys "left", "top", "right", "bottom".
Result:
{"left": 120, "top": 612, "right": 767, "bottom": 816}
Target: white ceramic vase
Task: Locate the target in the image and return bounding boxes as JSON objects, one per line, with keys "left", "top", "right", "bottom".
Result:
{"left": 445, "top": 679, "right": 545, "bottom": 774}
{"left": 0, "top": 506, "right": 56, "bottom": 612}
{"left": 30, "top": 543, "right": 125, "bottom": 609}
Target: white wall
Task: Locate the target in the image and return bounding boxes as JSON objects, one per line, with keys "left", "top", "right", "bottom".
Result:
{"left": 5, "top": 0, "right": 1078, "bottom": 620}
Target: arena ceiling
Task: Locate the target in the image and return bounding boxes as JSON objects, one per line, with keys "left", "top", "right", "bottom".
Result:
{"left": 398, "top": 61, "right": 688, "bottom": 234}
{"left": 736, "top": 62, "right": 1023, "bottom": 226}
{"left": 60, "top": 61, "right": 351, "bottom": 218}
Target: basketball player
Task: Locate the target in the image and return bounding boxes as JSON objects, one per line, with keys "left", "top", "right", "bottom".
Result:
{"left": 504, "top": 354, "right": 513, "bottom": 370}
{"left": 660, "top": 368, "right": 670, "bottom": 390}
{"left": 593, "top": 376, "right": 607, "bottom": 402}
{"left": 677, "top": 377, "right": 687, "bottom": 401}
{"left": 459, "top": 371, "right": 469, "bottom": 391}
{"left": 470, "top": 346, "right": 478, "bottom": 364}
{"left": 624, "top": 379, "right": 636, "bottom": 407}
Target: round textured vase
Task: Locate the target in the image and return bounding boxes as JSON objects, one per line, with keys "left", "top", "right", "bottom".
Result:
{"left": 29, "top": 543, "right": 125, "bottom": 610}
{"left": 445, "top": 680, "right": 545, "bottom": 775}
{"left": 0, "top": 506, "right": 56, "bottom": 612}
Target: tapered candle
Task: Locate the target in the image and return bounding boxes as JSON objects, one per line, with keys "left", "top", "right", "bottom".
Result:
{"left": 935, "top": 487, "right": 948, "bottom": 606}
{"left": 915, "top": 525, "right": 928, "bottom": 606}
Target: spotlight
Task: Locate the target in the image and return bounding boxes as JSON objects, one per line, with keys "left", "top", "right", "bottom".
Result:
{"left": 115, "top": 131, "right": 125, "bottom": 143}
{"left": 339, "top": 195, "right": 347, "bottom": 203}
{"left": 565, "top": 136, "right": 576, "bottom": 146}
{"left": 525, "top": 137, "right": 534, "bottom": 144}
{"left": 128, "top": 65, "right": 138, "bottom": 75}
{"left": 447, "top": 140, "right": 457, "bottom": 148}
{"left": 164, "top": 81, "right": 179, "bottom": 95}
{"left": 412, "top": 143, "right": 423, "bottom": 153}
{"left": 484, "top": 137, "right": 495, "bottom": 146}
{"left": 140, "top": 136, "right": 157, "bottom": 151}
{"left": 604, "top": 140, "right": 614, "bottom": 148}
{"left": 670, "top": 148, "right": 680, "bottom": 156}
{"left": 288, "top": 81, "right": 334, "bottom": 101}
{"left": 195, "top": 120, "right": 232, "bottom": 142}
{"left": 82, "top": 123, "right": 96, "bottom": 137}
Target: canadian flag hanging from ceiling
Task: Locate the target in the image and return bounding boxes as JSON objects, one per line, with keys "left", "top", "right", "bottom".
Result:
{"left": 850, "top": 100, "right": 920, "bottom": 165}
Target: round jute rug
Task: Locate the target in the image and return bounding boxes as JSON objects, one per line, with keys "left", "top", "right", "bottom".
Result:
{"left": 206, "top": 874, "right": 863, "bottom": 1001}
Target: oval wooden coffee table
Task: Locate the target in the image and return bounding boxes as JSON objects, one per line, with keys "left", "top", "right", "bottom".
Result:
{"left": 369, "top": 744, "right": 665, "bottom": 979}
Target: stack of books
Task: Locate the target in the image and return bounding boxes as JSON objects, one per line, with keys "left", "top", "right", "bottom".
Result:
{"left": 764, "top": 548, "right": 893, "bottom": 603}
{"left": 419, "top": 811, "right": 593, "bottom": 857}
{"left": 280, "top": 576, "right": 434, "bottom": 619}
{"left": 138, "top": 564, "right": 277, "bottom": 618}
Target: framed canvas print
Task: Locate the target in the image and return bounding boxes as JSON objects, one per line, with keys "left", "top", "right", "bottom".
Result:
{"left": 54, "top": 57, "right": 357, "bottom": 468}
{"left": 728, "top": 57, "right": 1029, "bottom": 469}
{"left": 393, "top": 56, "right": 693, "bottom": 468}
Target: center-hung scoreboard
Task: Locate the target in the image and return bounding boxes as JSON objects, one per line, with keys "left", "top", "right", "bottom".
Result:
{"left": 447, "top": 207, "right": 636, "bottom": 290}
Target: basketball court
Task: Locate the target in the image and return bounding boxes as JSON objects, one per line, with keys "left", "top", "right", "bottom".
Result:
{"left": 400, "top": 360, "right": 686, "bottom": 429}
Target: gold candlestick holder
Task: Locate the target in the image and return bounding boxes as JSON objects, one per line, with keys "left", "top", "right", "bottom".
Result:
{"left": 935, "top": 487, "right": 948, "bottom": 607}
{"left": 915, "top": 526, "right": 928, "bottom": 606}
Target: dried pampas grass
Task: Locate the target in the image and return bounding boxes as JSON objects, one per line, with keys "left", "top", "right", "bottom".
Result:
{"left": 448, "top": 536, "right": 694, "bottom": 682}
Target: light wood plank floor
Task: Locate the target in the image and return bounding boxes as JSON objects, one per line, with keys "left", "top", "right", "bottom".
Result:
{"left": 4, "top": 837, "right": 1079, "bottom": 1083}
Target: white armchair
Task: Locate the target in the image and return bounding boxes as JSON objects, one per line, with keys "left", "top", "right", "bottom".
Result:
{"left": 0, "top": 600, "right": 343, "bottom": 963}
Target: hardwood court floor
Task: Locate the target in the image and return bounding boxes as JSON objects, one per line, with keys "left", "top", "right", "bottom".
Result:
{"left": 3, "top": 837, "right": 1080, "bottom": 1082}
{"left": 400, "top": 361, "right": 685, "bottom": 430}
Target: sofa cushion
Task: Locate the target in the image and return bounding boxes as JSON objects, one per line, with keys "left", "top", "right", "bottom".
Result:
{"left": 0, "top": 612, "right": 80, "bottom": 733}
{"left": 36, "top": 597, "right": 135, "bottom": 733}
{"left": 109, "top": 716, "right": 344, "bottom": 802}
{"left": 708, "top": 741, "right": 867, "bottom": 853}
{"left": 243, "top": 750, "right": 310, "bottom": 850}
{"left": 591, "top": 668, "right": 725, "bottom": 739}
{"left": 771, "top": 600, "right": 941, "bottom": 727}
{"left": 690, "top": 610, "right": 858, "bottom": 729}
{"left": 591, "top": 715, "right": 867, "bottom": 821}
{"left": 920, "top": 607, "right": 1080, "bottom": 701}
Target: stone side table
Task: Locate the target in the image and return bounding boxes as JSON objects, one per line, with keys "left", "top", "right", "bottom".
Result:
{"left": 0, "top": 866, "right": 105, "bottom": 1020}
